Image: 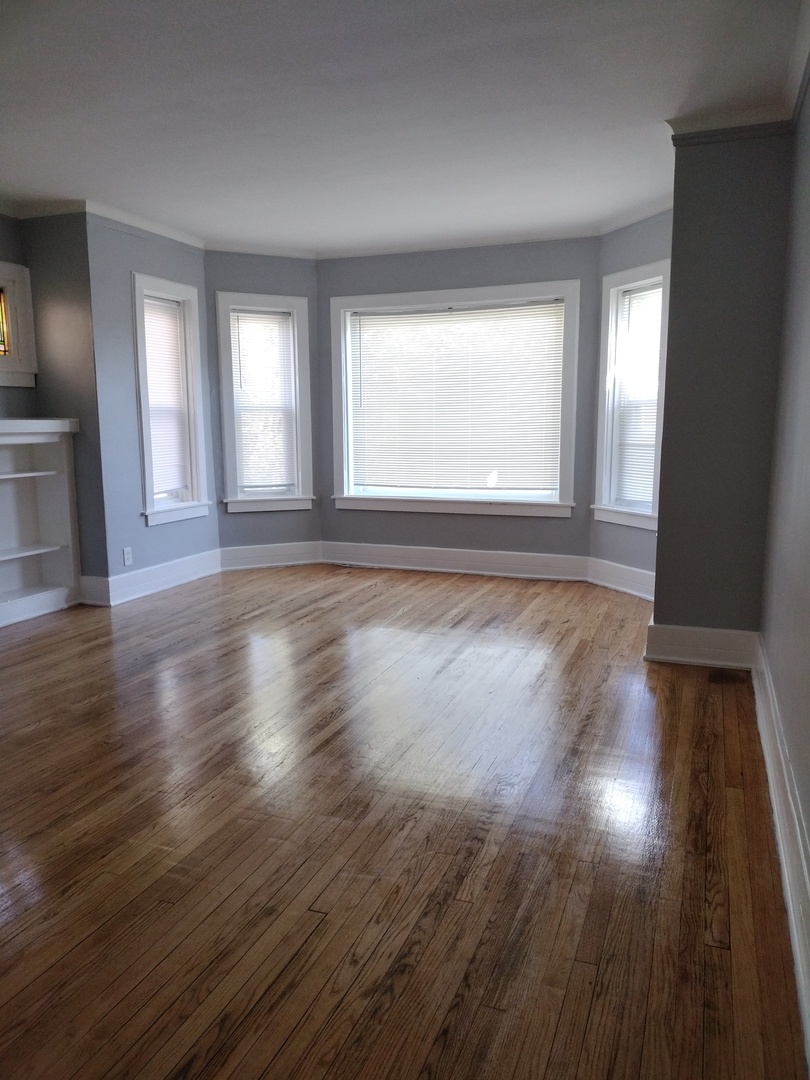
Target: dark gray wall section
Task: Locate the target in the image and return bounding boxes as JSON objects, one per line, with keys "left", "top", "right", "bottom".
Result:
{"left": 762, "top": 102, "right": 810, "bottom": 870}
{"left": 0, "top": 213, "right": 36, "bottom": 418}
{"left": 317, "top": 238, "right": 601, "bottom": 555}
{"left": 203, "top": 250, "right": 321, "bottom": 548}
{"left": 655, "top": 132, "right": 792, "bottom": 628}
{"left": 21, "top": 214, "right": 108, "bottom": 574}
{"left": 590, "top": 210, "right": 674, "bottom": 572}
{"left": 0, "top": 213, "right": 24, "bottom": 264}
{"left": 86, "top": 215, "right": 219, "bottom": 576}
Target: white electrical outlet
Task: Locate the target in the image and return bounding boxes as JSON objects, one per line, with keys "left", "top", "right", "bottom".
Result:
{"left": 123, "top": 547, "right": 133, "bottom": 566}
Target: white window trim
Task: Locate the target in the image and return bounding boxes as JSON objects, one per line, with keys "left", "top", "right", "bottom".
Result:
{"left": 133, "top": 274, "right": 209, "bottom": 526}
{"left": 216, "top": 292, "right": 313, "bottom": 513}
{"left": 0, "top": 260, "right": 38, "bottom": 388}
{"left": 330, "top": 281, "right": 579, "bottom": 517}
{"left": 592, "top": 260, "right": 669, "bottom": 531}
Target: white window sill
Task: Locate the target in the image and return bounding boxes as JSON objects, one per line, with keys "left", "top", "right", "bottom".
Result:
{"left": 144, "top": 501, "right": 211, "bottom": 526}
{"left": 225, "top": 496, "right": 314, "bottom": 513}
{"left": 334, "top": 496, "right": 573, "bottom": 518}
{"left": 592, "top": 505, "right": 657, "bottom": 531}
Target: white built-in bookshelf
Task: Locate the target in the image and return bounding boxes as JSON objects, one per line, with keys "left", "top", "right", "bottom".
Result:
{"left": 0, "top": 419, "right": 80, "bottom": 627}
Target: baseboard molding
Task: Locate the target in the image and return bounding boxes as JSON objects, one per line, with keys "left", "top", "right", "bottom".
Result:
{"left": 752, "top": 640, "right": 810, "bottom": 1058}
{"left": 220, "top": 541, "right": 324, "bottom": 570}
{"left": 79, "top": 542, "right": 657, "bottom": 607}
{"left": 82, "top": 549, "right": 222, "bottom": 606}
{"left": 644, "top": 621, "right": 760, "bottom": 668}
{"left": 322, "top": 541, "right": 590, "bottom": 582}
{"left": 587, "top": 557, "right": 655, "bottom": 601}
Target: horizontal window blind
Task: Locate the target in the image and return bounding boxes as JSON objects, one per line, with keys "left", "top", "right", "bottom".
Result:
{"left": 347, "top": 302, "right": 565, "bottom": 499}
{"left": 143, "top": 296, "right": 191, "bottom": 503}
{"left": 230, "top": 309, "right": 297, "bottom": 495}
{"left": 611, "top": 282, "right": 662, "bottom": 510}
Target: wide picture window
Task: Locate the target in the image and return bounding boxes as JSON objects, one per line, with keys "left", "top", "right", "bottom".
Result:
{"left": 332, "top": 282, "right": 579, "bottom": 516}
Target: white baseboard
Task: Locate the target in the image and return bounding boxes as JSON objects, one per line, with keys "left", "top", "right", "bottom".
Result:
{"left": 79, "top": 542, "right": 657, "bottom": 608}
{"left": 321, "top": 541, "right": 590, "bottom": 581}
{"left": 81, "top": 549, "right": 221, "bottom": 606}
{"left": 220, "top": 541, "right": 323, "bottom": 570}
{"left": 644, "top": 621, "right": 760, "bottom": 668}
{"left": 587, "top": 557, "right": 655, "bottom": 601}
{"left": 752, "top": 640, "right": 810, "bottom": 1059}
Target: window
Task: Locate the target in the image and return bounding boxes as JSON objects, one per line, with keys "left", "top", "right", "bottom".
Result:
{"left": 593, "top": 261, "right": 669, "bottom": 530}
{"left": 216, "top": 292, "right": 313, "bottom": 512}
{"left": 133, "top": 274, "right": 209, "bottom": 525}
{"left": 331, "top": 282, "right": 579, "bottom": 516}
{"left": 0, "top": 260, "right": 38, "bottom": 388}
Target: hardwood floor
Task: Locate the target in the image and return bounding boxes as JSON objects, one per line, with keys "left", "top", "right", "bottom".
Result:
{"left": 0, "top": 566, "right": 804, "bottom": 1079}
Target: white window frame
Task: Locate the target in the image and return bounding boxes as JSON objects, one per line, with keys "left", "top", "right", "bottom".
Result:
{"left": 216, "top": 292, "right": 313, "bottom": 513}
{"left": 133, "top": 274, "right": 209, "bottom": 526}
{"left": 331, "top": 281, "right": 579, "bottom": 517}
{"left": 0, "top": 260, "right": 38, "bottom": 388}
{"left": 593, "top": 260, "right": 670, "bottom": 531}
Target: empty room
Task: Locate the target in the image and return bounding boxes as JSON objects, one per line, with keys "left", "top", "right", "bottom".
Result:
{"left": 0, "top": 1, "right": 808, "bottom": 1077}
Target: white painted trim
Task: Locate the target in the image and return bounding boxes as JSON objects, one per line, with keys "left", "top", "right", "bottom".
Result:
{"left": 592, "top": 505, "right": 658, "bottom": 531}
{"left": 144, "top": 501, "right": 210, "bottom": 526}
{"left": 224, "top": 497, "right": 315, "bottom": 513}
{"left": 322, "top": 541, "right": 589, "bottom": 581}
{"left": 76, "top": 543, "right": 656, "bottom": 609}
{"left": 80, "top": 576, "right": 111, "bottom": 606}
{"left": 96, "top": 550, "right": 221, "bottom": 606}
{"left": 644, "top": 621, "right": 760, "bottom": 668}
{"left": 333, "top": 496, "right": 573, "bottom": 518}
{"left": 221, "top": 542, "right": 323, "bottom": 570}
{"left": 752, "top": 639, "right": 810, "bottom": 1061}
{"left": 0, "top": 586, "right": 77, "bottom": 627}
{"left": 587, "top": 558, "right": 655, "bottom": 601}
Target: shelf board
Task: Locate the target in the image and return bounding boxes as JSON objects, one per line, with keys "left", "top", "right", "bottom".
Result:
{"left": 0, "top": 543, "right": 63, "bottom": 562}
{"left": 0, "top": 471, "right": 59, "bottom": 481}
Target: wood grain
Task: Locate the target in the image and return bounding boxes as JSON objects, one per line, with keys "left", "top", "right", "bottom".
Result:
{"left": 0, "top": 565, "right": 803, "bottom": 1079}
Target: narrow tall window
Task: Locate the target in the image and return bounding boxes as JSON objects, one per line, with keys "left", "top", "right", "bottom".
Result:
{"left": 0, "top": 261, "right": 38, "bottom": 387}
{"left": 133, "top": 275, "right": 208, "bottom": 525}
{"left": 332, "top": 282, "right": 579, "bottom": 517}
{"left": 217, "top": 293, "right": 313, "bottom": 512}
{"left": 143, "top": 296, "right": 192, "bottom": 505}
{"left": 594, "top": 262, "right": 669, "bottom": 529}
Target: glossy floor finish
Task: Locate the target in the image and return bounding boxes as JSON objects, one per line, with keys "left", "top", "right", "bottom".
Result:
{"left": 0, "top": 566, "right": 804, "bottom": 1079}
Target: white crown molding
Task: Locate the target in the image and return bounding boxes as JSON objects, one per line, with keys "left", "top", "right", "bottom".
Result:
{"left": 6, "top": 199, "right": 204, "bottom": 249}
{"left": 644, "top": 621, "right": 759, "bottom": 668}
{"left": 752, "top": 639, "right": 810, "bottom": 1061}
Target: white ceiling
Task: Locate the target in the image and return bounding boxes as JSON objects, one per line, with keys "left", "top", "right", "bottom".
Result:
{"left": 2, "top": 0, "right": 806, "bottom": 257}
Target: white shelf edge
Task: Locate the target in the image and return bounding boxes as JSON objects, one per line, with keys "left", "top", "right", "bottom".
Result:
{"left": 0, "top": 543, "right": 64, "bottom": 562}
{"left": 0, "top": 470, "right": 59, "bottom": 481}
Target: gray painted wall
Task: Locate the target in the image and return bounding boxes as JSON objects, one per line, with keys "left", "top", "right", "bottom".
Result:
{"left": 316, "top": 238, "right": 601, "bottom": 556}
{"left": 655, "top": 131, "right": 792, "bottom": 629}
{"left": 203, "top": 250, "right": 321, "bottom": 549}
{"left": 762, "top": 103, "right": 810, "bottom": 880}
{"left": 0, "top": 213, "right": 36, "bottom": 419}
{"left": 86, "top": 214, "right": 219, "bottom": 576}
{"left": 22, "top": 214, "right": 108, "bottom": 575}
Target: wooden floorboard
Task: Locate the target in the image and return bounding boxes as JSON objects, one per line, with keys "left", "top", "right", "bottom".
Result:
{"left": 0, "top": 565, "right": 804, "bottom": 1079}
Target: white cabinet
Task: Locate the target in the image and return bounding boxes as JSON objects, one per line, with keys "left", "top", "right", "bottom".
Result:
{"left": 0, "top": 419, "right": 80, "bottom": 627}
